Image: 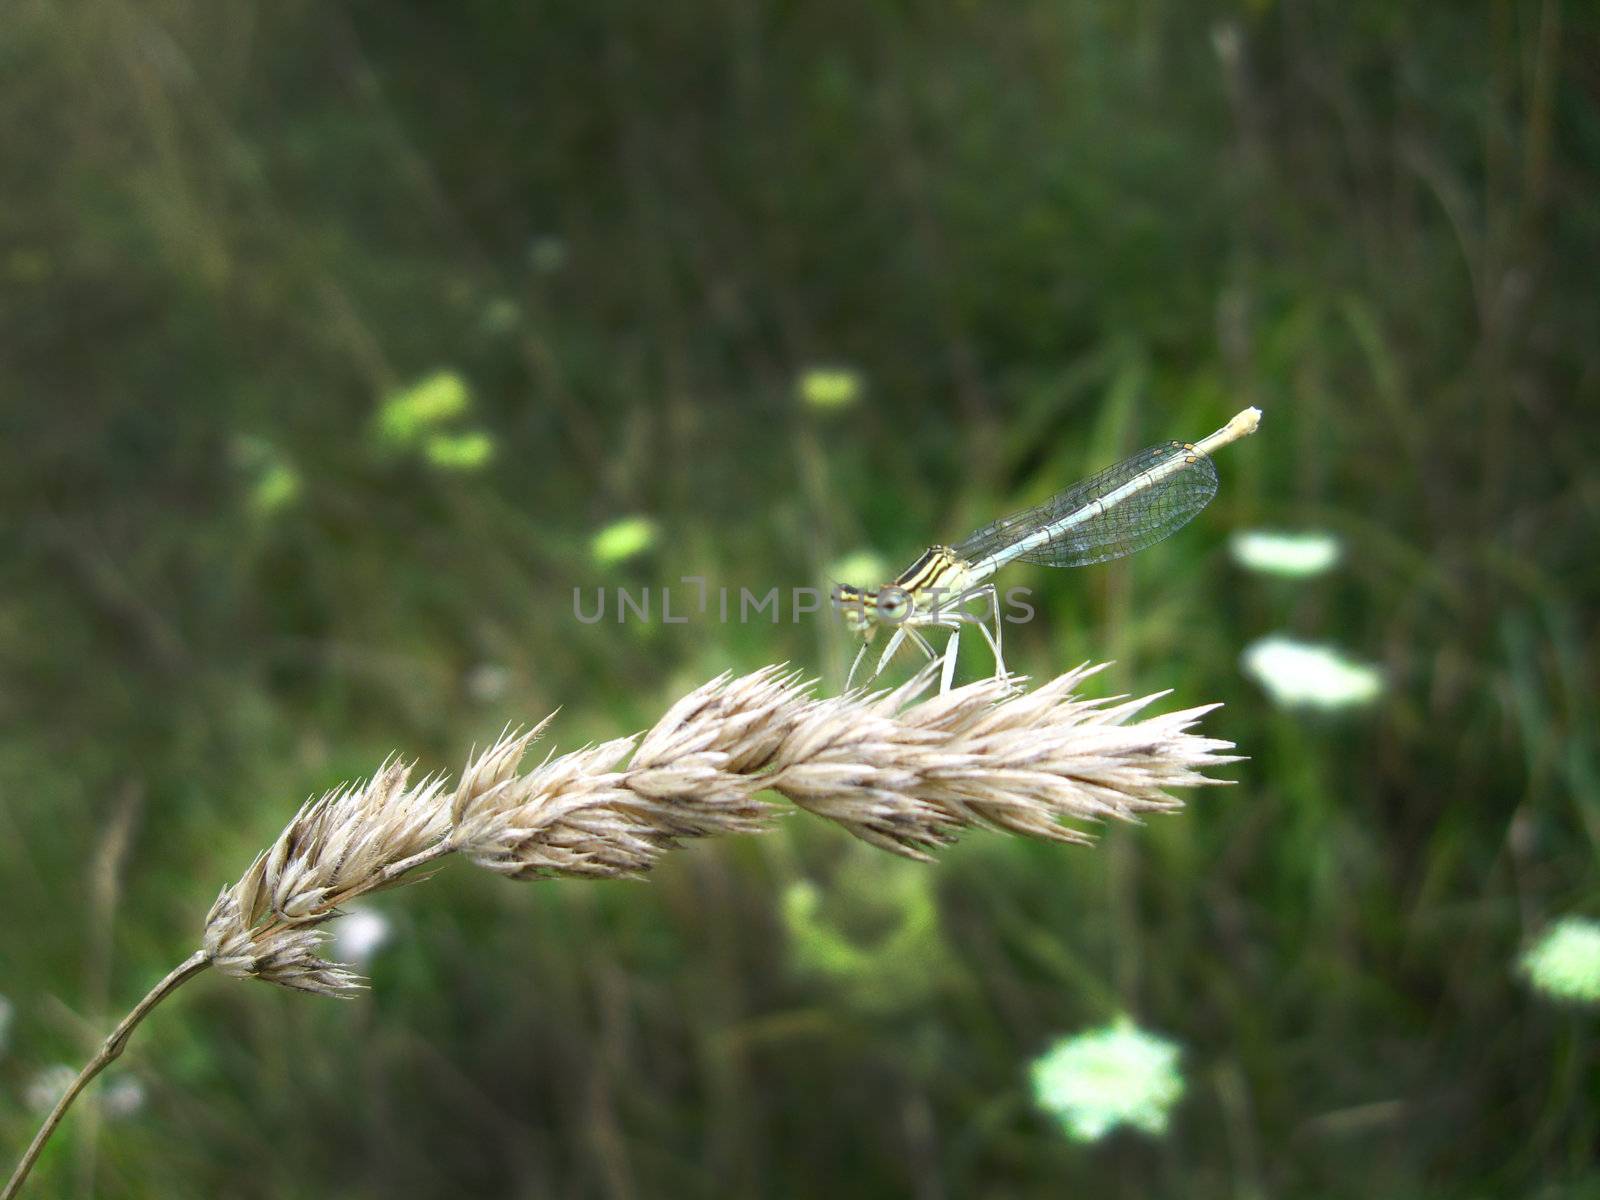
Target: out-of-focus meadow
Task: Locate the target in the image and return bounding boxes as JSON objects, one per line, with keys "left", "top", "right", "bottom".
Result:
{"left": 3, "top": 1, "right": 1599, "bottom": 1196}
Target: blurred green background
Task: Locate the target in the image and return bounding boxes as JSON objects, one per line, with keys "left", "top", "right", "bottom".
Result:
{"left": 3, "top": 0, "right": 1598, "bottom": 1196}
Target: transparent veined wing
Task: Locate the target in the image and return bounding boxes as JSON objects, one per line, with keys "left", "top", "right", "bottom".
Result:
{"left": 953, "top": 441, "right": 1219, "bottom": 570}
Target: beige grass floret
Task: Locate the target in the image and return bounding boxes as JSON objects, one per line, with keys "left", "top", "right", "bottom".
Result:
{"left": 198, "top": 663, "right": 1235, "bottom": 996}
{"left": 5, "top": 663, "right": 1238, "bottom": 1198}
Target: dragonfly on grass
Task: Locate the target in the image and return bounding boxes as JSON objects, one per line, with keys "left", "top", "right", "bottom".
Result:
{"left": 832, "top": 407, "right": 1262, "bottom": 692}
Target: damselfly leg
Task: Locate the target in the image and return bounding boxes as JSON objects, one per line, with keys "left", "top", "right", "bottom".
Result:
{"left": 845, "top": 638, "right": 872, "bottom": 690}
{"left": 849, "top": 583, "right": 1009, "bottom": 693}
{"left": 939, "top": 627, "right": 962, "bottom": 693}
{"left": 937, "top": 585, "right": 1007, "bottom": 688}
{"left": 845, "top": 622, "right": 943, "bottom": 692}
{"left": 953, "top": 584, "right": 1006, "bottom": 679}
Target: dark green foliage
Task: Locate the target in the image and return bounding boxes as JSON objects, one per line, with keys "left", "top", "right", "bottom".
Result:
{"left": 2, "top": 0, "right": 1598, "bottom": 1195}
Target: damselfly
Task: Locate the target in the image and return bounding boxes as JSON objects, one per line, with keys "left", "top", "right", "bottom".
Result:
{"left": 833, "top": 407, "right": 1262, "bottom": 691}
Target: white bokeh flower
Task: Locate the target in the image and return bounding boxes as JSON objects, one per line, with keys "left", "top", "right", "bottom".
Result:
{"left": 1230, "top": 530, "right": 1342, "bottom": 578}
{"left": 1240, "top": 636, "right": 1383, "bottom": 710}
{"left": 1031, "top": 1017, "right": 1185, "bottom": 1142}
{"left": 1521, "top": 917, "right": 1600, "bottom": 1005}
{"left": 25, "top": 1064, "right": 78, "bottom": 1114}
{"left": 333, "top": 907, "right": 393, "bottom": 968}
{"left": 465, "top": 663, "right": 511, "bottom": 704}
{"left": 101, "top": 1075, "right": 146, "bottom": 1119}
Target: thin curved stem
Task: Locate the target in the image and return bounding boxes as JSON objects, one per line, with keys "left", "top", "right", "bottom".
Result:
{"left": 2, "top": 951, "right": 211, "bottom": 1200}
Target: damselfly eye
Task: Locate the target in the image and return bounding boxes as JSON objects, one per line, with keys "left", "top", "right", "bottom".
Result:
{"left": 877, "top": 588, "right": 909, "bottom": 620}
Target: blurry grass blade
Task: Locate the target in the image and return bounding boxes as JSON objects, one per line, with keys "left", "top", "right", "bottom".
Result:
{"left": 798, "top": 366, "right": 863, "bottom": 412}
{"left": 232, "top": 436, "right": 302, "bottom": 517}
{"left": 376, "top": 371, "right": 472, "bottom": 447}
{"left": 527, "top": 234, "right": 568, "bottom": 273}
{"left": 782, "top": 857, "right": 943, "bottom": 1014}
{"left": 249, "top": 462, "right": 301, "bottom": 514}
{"left": 424, "top": 430, "right": 496, "bottom": 472}
{"left": 592, "top": 516, "right": 658, "bottom": 566}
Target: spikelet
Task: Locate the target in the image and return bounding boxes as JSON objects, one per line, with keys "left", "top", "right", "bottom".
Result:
{"left": 201, "top": 760, "right": 451, "bottom": 996}
{"left": 203, "top": 665, "right": 1239, "bottom": 993}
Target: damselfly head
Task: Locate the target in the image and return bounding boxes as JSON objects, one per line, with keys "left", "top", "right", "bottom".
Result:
{"left": 831, "top": 582, "right": 911, "bottom": 636}
{"left": 832, "top": 583, "right": 875, "bottom": 636}
{"left": 876, "top": 588, "right": 911, "bottom": 621}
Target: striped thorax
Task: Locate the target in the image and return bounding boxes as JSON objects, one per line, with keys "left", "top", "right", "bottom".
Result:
{"left": 833, "top": 545, "right": 978, "bottom": 638}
